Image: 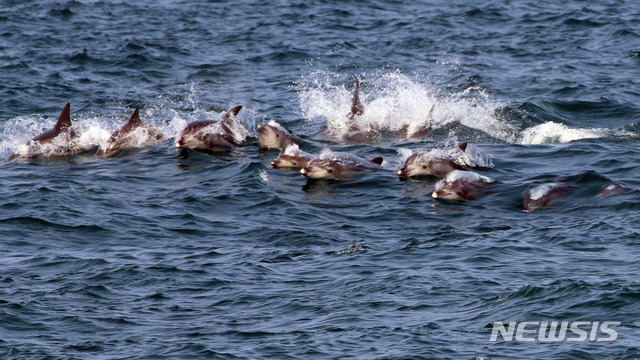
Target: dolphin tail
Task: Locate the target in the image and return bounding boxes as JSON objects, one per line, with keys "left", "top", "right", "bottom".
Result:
{"left": 54, "top": 103, "right": 72, "bottom": 132}
{"left": 221, "top": 105, "right": 242, "bottom": 122}
{"left": 220, "top": 105, "right": 243, "bottom": 135}
{"left": 426, "top": 103, "right": 435, "bottom": 122}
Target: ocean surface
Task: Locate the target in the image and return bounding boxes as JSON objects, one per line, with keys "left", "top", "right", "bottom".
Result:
{"left": 1, "top": 0, "right": 639, "bottom": 359}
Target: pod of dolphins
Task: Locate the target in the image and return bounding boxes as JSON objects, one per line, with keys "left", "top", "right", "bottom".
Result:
{"left": 7, "top": 82, "right": 630, "bottom": 212}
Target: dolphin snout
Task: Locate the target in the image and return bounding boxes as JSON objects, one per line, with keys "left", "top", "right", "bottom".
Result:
{"left": 271, "top": 160, "right": 278, "bottom": 167}
{"left": 432, "top": 192, "right": 439, "bottom": 199}
{"left": 397, "top": 169, "right": 406, "bottom": 176}
{"left": 257, "top": 124, "right": 262, "bottom": 131}
{"left": 300, "top": 167, "right": 310, "bottom": 175}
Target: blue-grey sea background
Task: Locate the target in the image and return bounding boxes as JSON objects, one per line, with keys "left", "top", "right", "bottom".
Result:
{"left": 1, "top": 1, "right": 640, "bottom": 359}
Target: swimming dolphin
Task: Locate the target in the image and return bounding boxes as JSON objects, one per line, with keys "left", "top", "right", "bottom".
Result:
{"left": 97, "top": 108, "right": 165, "bottom": 158}
{"left": 257, "top": 120, "right": 298, "bottom": 151}
{"left": 431, "top": 170, "right": 494, "bottom": 201}
{"left": 522, "top": 181, "right": 574, "bottom": 212}
{"left": 175, "top": 105, "right": 250, "bottom": 152}
{"left": 397, "top": 142, "right": 470, "bottom": 178}
{"left": 300, "top": 156, "right": 386, "bottom": 181}
{"left": 7, "top": 103, "right": 86, "bottom": 162}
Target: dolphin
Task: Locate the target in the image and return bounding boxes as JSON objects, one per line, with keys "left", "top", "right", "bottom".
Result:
{"left": 97, "top": 108, "right": 165, "bottom": 158}
{"left": 300, "top": 156, "right": 386, "bottom": 181}
{"left": 257, "top": 120, "right": 298, "bottom": 151}
{"left": 397, "top": 142, "right": 470, "bottom": 178}
{"left": 522, "top": 181, "right": 574, "bottom": 212}
{"left": 175, "top": 105, "right": 251, "bottom": 152}
{"left": 431, "top": 170, "right": 494, "bottom": 201}
{"left": 7, "top": 103, "right": 86, "bottom": 162}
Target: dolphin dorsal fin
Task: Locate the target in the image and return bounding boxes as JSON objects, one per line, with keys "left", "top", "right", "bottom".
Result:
{"left": 426, "top": 104, "right": 435, "bottom": 122}
{"left": 370, "top": 156, "right": 383, "bottom": 165}
{"left": 54, "top": 103, "right": 72, "bottom": 131}
{"left": 458, "top": 142, "right": 468, "bottom": 152}
{"left": 127, "top": 108, "right": 142, "bottom": 127}
{"left": 349, "top": 79, "right": 364, "bottom": 119}
{"left": 221, "top": 105, "right": 242, "bottom": 122}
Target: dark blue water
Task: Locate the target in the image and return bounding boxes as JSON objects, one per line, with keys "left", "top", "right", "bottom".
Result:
{"left": 1, "top": 1, "right": 640, "bottom": 359}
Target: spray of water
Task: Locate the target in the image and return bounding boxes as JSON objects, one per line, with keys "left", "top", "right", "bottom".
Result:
{"left": 298, "top": 70, "right": 517, "bottom": 142}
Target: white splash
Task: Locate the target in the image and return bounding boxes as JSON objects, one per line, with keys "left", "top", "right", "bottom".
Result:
{"left": 283, "top": 143, "right": 315, "bottom": 159}
{"left": 258, "top": 169, "right": 269, "bottom": 183}
{"left": 266, "top": 120, "right": 289, "bottom": 133}
{"left": 433, "top": 170, "right": 494, "bottom": 194}
{"left": 527, "top": 182, "right": 560, "bottom": 201}
{"left": 298, "top": 70, "right": 517, "bottom": 142}
{"left": 445, "top": 170, "right": 494, "bottom": 184}
{"left": 519, "top": 122, "right": 609, "bottom": 144}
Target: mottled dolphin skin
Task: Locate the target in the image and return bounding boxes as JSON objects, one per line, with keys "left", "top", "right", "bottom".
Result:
{"left": 7, "top": 103, "right": 80, "bottom": 162}
{"left": 522, "top": 181, "right": 574, "bottom": 212}
{"left": 175, "top": 105, "right": 247, "bottom": 151}
{"left": 98, "top": 108, "right": 165, "bottom": 158}
{"left": 431, "top": 170, "right": 494, "bottom": 201}
{"left": 397, "top": 142, "right": 469, "bottom": 178}
{"left": 300, "top": 156, "right": 386, "bottom": 181}
{"left": 257, "top": 121, "right": 298, "bottom": 151}
{"left": 596, "top": 182, "right": 626, "bottom": 197}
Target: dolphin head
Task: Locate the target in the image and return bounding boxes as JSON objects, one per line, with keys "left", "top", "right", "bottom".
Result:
{"left": 257, "top": 123, "right": 295, "bottom": 151}
{"left": 398, "top": 153, "right": 440, "bottom": 178}
{"left": 398, "top": 153, "right": 422, "bottom": 177}
{"left": 300, "top": 159, "right": 341, "bottom": 180}
{"left": 432, "top": 181, "right": 464, "bottom": 201}
{"left": 398, "top": 153, "right": 458, "bottom": 178}
{"left": 174, "top": 120, "right": 218, "bottom": 150}
{"left": 271, "top": 154, "right": 309, "bottom": 169}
